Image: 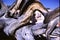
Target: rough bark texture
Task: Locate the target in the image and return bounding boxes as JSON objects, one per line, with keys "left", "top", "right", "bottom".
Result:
{"left": 0, "top": 0, "right": 60, "bottom": 40}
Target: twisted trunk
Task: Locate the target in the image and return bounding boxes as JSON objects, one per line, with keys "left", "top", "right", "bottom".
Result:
{"left": 45, "top": 7, "right": 60, "bottom": 40}
{"left": 46, "top": 16, "right": 59, "bottom": 40}
{"left": 4, "top": 1, "right": 48, "bottom": 35}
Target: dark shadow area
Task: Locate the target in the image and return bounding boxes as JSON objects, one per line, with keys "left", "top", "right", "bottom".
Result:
{"left": 0, "top": 29, "right": 47, "bottom": 40}
{"left": 0, "top": 29, "right": 16, "bottom": 40}
{"left": 34, "top": 35, "right": 47, "bottom": 40}
{"left": 0, "top": 4, "right": 1, "bottom": 9}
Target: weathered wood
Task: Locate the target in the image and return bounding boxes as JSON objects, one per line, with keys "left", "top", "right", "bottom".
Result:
{"left": 43, "top": 34, "right": 60, "bottom": 37}
{"left": 44, "top": 7, "right": 60, "bottom": 23}
{"left": 0, "top": 0, "right": 8, "bottom": 11}
{"left": 8, "top": 0, "right": 48, "bottom": 17}
{"left": 0, "top": 0, "right": 8, "bottom": 17}
{"left": 46, "top": 16, "right": 59, "bottom": 40}
{"left": 10, "top": 0, "right": 22, "bottom": 14}
{"left": 4, "top": 2, "right": 48, "bottom": 35}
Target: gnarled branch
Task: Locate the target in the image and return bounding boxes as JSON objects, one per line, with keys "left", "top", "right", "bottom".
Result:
{"left": 44, "top": 7, "right": 60, "bottom": 23}
{"left": 4, "top": 1, "right": 48, "bottom": 35}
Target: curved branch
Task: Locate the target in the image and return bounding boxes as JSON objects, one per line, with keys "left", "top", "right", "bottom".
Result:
{"left": 9, "top": 0, "right": 22, "bottom": 14}
{"left": 9, "top": 0, "right": 48, "bottom": 17}
{"left": 4, "top": 2, "right": 48, "bottom": 35}
{"left": 46, "top": 16, "right": 59, "bottom": 40}
{"left": 0, "top": 0, "right": 8, "bottom": 17}
{"left": 44, "top": 7, "right": 60, "bottom": 23}
{"left": 0, "top": 0, "right": 8, "bottom": 10}
{"left": 8, "top": 0, "right": 30, "bottom": 18}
